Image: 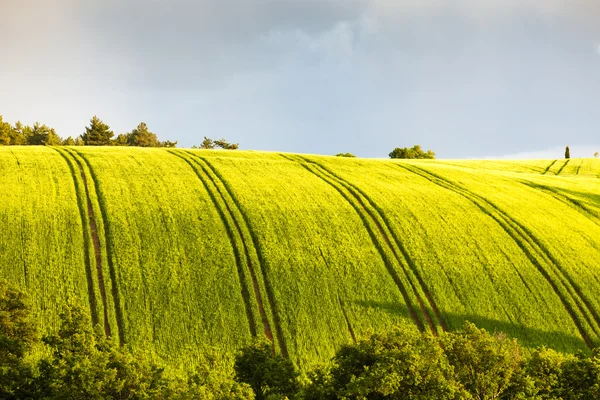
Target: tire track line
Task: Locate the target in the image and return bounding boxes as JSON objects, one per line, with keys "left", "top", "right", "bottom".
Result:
{"left": 181, "top": 151, "right": 288, "bottom": 356}
{"left": 168, "top": 151, "right": 262, "bottom": 341}
{"left": 69, "top": 148, "right": 125, "bottom": 345}
{"left": 318, "top": 247, "right": 358, "bottom": 343}
{"left": 283, "top": 154, "right": 440, "bottom": 334}
{"left": 543, "top": 160, "right": 557, "bottom": 175}
{"left": 9, "top": 150, "right": 29, "bottom": 287}
{"left": 556, "top": 160, "right": 570, "bottom": 176}
{"left": 304, "top": 158, "right": 448, "bottom": 333}
{"left": 400, "top": 163, "right": 600, "bottom": 348}
{"left": 53, "top": 148, "right": 103, "bottom": 330}
{"left": 519, "top": 181, "right": 600, "bottom": 228}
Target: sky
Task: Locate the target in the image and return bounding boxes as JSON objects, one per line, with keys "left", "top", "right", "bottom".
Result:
{"left": 1, "top": 0, "right": 599, "bottom": 158}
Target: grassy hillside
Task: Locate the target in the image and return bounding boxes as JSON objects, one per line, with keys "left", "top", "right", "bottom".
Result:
{"left": 1, "top": 147, "right": 599, "bottom": 369}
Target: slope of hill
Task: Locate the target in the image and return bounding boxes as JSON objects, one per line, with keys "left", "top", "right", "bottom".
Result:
{"left": 1, "top": 147, "right": 599, "bottom": 369}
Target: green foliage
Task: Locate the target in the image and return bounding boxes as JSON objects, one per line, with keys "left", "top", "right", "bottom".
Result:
{"left": 560, "top": 349, "right": 600, "bottom": 400}
{"left": 193, "top": 137, "right": 238, "bottom": 150}
{"left": 82, "top": 116, "right": 114, "bottom": 146}
{"left": 526, "top": 347, "right": 571, "bottom": 399}
{"left": 37, "top": 304, "right": 177, "bottom": 399}
{"left": 0, "top": 280, "right": 38, "bottom": 398}
{"left": 25, "top": 122, "right": 62, "bottom": 146}
{"left": 440, "top": 322, "right": 529, "bottom": 399}
{"left": 328, "top": 326, "right": 461, "bottom": 399}
{"left": 565, "top": 146, "right": 571, "bottom": 159}
{"left": 0, "top": 116, "right": 12, "bottom": 145}
{"left": 234, "top": 339, "right": 299, "bottom": 400}
{"left": 389, "top": 144, "right": 436, "bottom": 159}
{"left": 335, "top": 153, "right": 356, "bottom": 157}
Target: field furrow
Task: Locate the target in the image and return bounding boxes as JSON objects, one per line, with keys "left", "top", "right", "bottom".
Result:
{"left": 170, "top": 150, "right": 275, "bottom": 350}
{"left": 401, "top": 163, "right": 600, "bottom": 347}
{"left": 53, "top": 148, "right": 103, "bottom": 330}
{"left": 285, "top": 154, "right": 442, "bottom": 334}
{"left": 68, "top": 148, "right": 124, "bottom": 343}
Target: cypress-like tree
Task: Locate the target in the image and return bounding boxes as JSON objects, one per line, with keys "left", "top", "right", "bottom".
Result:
{"left": 82, "top": 116, "right": 114, "bottom": 146}
{"left": 565, "top": 146, "right": 571, "bottom": 159}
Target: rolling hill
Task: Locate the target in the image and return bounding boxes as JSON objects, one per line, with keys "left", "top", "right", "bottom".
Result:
{"left": 1, "top": 147, "right": 599, "bottom": 369}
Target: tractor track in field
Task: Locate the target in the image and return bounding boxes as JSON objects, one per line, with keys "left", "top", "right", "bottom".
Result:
{"left": 576, "top": 160, "right": 583, "bottom": 176}
{"left": 338, "top": 297, "right": 357, "bottom": 343}
{"left": 556, "top": 160, "right": 570, "bottom": 176}
{"left": 284, "top": 154, "right": 446, "bottom": 335}
{"left": 174, "top": 150, "right": 288, "bottom": 356}
{"left": 543, "top": 160, "right": 558, "bottom": 175}
{"left": 68, "top": 148, "right": 126, "bottom": 345}
{"left": 318, "top": 247, "right": 358, "bottom": 343}
{"left": 54, "top": 148, "right": 102, "bottom": 330}
{"left": 400, "top": 163, "right": 600, "bottom": 348}
{"left": 169, "top": 151, "right": 262, "bottom": 340}
{"left": 9, "top": 150, "right": 29, "bottom": 287}
{"left": 519, "top": 181, "right": 600, "bottom": 228}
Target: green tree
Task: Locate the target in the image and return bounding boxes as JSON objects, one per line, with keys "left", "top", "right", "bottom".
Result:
{"left": 37, "top": 304, "right": 177, "bottom": 399}
{"left": 127, "top": 122, "right": 158, "bottom": 147}
{"left": 327, "top": 326, "right": 461, "bottom": 399}
{"left": 126, "top": 122, "right": 176, "bottom": 147}
{"left": 214, "top": 138, "right": 239, "bottom": 150}
{"left": 234, "top": 339, "right": 298, "bottom": 400}
{"left": 594, "top": 152, "right": 598, "bottom": 158}
{"left": 82, "top": 116, "right": 114, "bottom": 146}
{"left": 565, "top": 146, "right": 571, "bottom": 159}
{"left": 112, "top": 133, "right": 130, "bottom": 146}
{"left": 0, "top": 280, "right": 38, "bottom": 398}
{"left": 560, "top": 349, "right": 600, "bottom": 400}
{"left": 389, "top": 144, "right": 436, "bottom": 159}
{"left": 440, "top": 322, "right": 529, "bottom": 400}
{"left": 62, "top": 136, "right": 76, "bottom": 146}
{"left": 0, "top": 116, "right": 12, "bottom": 145}
{"left": 335, "top": 153, "right": 356, "bottom": 158}
{"left": 526, "top": 347, "right": 570, "bottom": 399}
{"left": 10, "top": 122, "right": 28, "bottom": 145}
{"left": 26, "top": 122, "right": 62, "bottom": 146}
{"left": 193, "top": 137, "right": 237, "bottom": 150}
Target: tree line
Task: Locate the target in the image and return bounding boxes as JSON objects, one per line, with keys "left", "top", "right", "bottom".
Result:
{"left": 0, "top": 115, "right": 240, "bottom": 150}
{"left": 0, "top": 115, "right": 177, "bottom": 147}
{"left": 2, "top": 280, "right": 599, "bottom": 399}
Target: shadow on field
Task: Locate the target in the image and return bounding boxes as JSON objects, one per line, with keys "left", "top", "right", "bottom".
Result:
{"left": 355, "top": 300, "right": 589, "bottom": 354}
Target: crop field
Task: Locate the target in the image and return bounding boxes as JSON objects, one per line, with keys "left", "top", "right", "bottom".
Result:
{"left": 1, "top": 146, "right": 599, "bottom": 369}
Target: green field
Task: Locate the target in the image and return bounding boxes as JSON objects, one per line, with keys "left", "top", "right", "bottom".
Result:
{"left": 1, "top": 147, "right": 600, "bottom": 369}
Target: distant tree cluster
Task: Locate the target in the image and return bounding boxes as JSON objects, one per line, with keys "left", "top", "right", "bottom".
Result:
{"left": 335, "top": 152, "right": 356, "bottom": 158}
{"left": 389, "top": 144, "right": 436, "bottom": 159}
{"left": 192, "top": 136, "right": 239, "bottom": 150}
{"left": 0, "top": 115, "right": 177, "bottom": 147}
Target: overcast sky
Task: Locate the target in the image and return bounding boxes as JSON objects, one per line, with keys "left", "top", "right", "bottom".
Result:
{"left": 1, "top": 0, "right": 599, "bottom": 158}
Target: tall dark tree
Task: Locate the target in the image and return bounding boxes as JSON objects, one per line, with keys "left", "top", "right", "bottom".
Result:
{"left": 565, "top": 146, "right": 571, "bottom": 159}
{"left": 82, "top": 116, "right": 114, "bottom": 146}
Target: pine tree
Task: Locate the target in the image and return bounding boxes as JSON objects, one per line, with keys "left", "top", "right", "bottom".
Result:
{"left": 82, "top": 116, "right": 114, "bottom": 145}
{"left": 565, "top": 146, "right": 571, "bottom": 159}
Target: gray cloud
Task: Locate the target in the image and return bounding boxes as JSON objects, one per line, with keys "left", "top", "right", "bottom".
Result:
{"left": 1, "top": 0, "right": 599, "bottom": 156}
